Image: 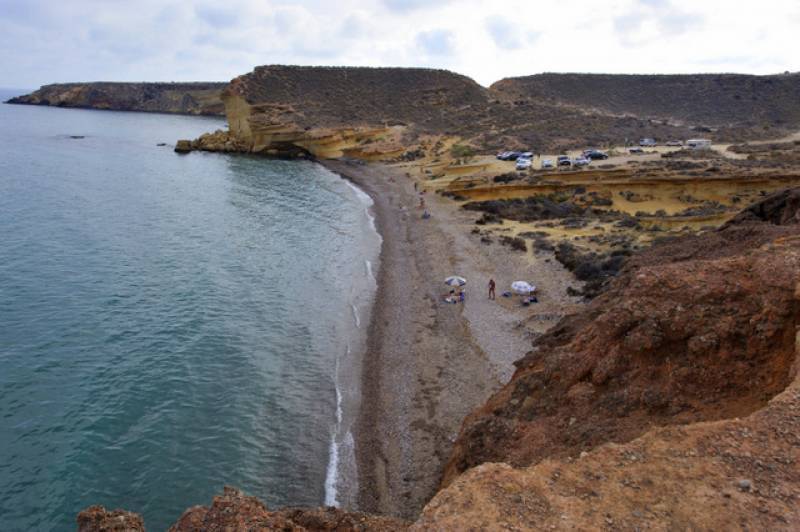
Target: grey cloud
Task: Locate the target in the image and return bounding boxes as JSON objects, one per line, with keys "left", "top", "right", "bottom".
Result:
{"left": 415, "top": 29, "right": 455, "bottom": 56}
{"left": 614, "top": 0, "right": 704, "bottom": 46}
{"left": 194, "top": 5, "right": 241, "bottom": 28}
{"left": 485, "top": 16, "right": 541, "bottom": 51}
{"left": 383, "top": 0, "right": 435, "bottom": 11}
{"left": 485, "top": 16, "right": 521, "bottom": 50}
{"left": 339, "top": 13, "right": 369, "bottom": 39}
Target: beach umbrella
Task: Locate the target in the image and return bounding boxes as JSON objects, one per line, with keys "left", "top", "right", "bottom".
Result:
{"left": 511, "top": 281, "right": 535, "bottom": 294}
{"left": 444, "top": 276, "right": 467, "bottom": 287}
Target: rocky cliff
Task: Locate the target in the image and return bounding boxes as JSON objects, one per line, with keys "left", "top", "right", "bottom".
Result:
{"left": 6, "top": 82, "right": 227, "bottom": 116}
{"left": 193, "top": 65, "right": 704, "bottom": 158}
{"left": 76, "top": 189, "right": 800, "bottom": 529}
{"left": 185, "top": 66, "right": 800, "bottom": 159}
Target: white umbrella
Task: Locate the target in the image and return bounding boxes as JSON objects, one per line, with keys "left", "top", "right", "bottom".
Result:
{"left": 445, "top": 276, "right": 467, "bottom": 287}
{"left": 511, "top": 281, "right": 535, "bottom": 294}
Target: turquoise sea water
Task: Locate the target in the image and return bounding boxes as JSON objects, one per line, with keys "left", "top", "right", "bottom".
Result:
{"left": 0, "top": 92, "right": 379, "bottom": 530}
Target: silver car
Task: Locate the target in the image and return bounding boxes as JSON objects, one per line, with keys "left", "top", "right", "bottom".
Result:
{"left": 515, "top": 157, "right": 532, "bottom": 170}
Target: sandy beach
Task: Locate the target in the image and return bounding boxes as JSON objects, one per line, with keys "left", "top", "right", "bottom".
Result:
{"left": 322, "top": 159, "right": 582, "bottom": 519}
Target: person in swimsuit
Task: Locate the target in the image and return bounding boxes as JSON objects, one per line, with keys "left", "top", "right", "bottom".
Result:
{"left": 488, "top": 278, "right": 496, "bottom": 300}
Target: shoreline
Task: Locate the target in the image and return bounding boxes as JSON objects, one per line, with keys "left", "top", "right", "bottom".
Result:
{"left": 324, "top": 175, "right": 382, "bottom": 508}
{"left": 321, "top": 159, "right": 508, "bottom": 518}
{"left": 321, "top": 158, "right": 585, "bottom": 518}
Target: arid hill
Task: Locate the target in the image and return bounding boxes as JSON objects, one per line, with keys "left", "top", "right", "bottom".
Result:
{"left": 226, "top": 65, "right": 488, "bottom": 131}
{"left": 491, "top": 72, "right": 800, "bottom": 133}
{"left": 191, "top": 66, "right": 800, "bottom": 158}
{"left": 6, "top": 82, "right": 227, "bottom": 116}
{"left": 11, "top": 68, "right": 800, "bottom": 155}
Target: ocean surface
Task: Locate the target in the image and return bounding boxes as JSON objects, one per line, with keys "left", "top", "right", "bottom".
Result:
{"left": 0, "top": 90, "right": 380, "bottom": 530}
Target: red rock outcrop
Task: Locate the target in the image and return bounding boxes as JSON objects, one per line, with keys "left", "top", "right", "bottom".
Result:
{"left": 166, "top": 486, "right": 408, "bottom": 531}
{"left": 443, "top": 188, "right": 800, "bottom": 487}
{"left": 76, "top": 505, "right": 145, "bottom": 532}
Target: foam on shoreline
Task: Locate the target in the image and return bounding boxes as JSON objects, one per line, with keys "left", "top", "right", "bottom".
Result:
{"left": 323, "top": 172, "right": 381, "bottom": 508}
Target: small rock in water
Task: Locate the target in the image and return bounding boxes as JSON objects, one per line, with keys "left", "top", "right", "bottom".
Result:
{"left": 174, "top": 140, "right": 192, "bottom": 153}
{"left": 157, "top": 142, "right": 167, "bottom": 146}
{"left": 69, "top": 135, "right": 85, "bottom": 139}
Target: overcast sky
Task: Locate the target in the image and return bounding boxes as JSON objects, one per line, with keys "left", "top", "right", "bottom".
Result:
{"left": 2, "top": 0, "right": 799, "bottom": 89}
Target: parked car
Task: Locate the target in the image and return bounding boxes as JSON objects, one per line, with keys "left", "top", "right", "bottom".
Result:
{"left": 557, "top": 155, "right": 572, "bottom": 167}
{"left": 573, "top": 157, "right": 590, "bottom": 167}
{"left": 515, "top": 158, "right": 532, "bottom": 170}
{"left": 639, "top": 138, "right": 657, "bottom": 147}
{"left": 497, "top": 151, "right": 522, "bottom": 160}
{"left": 585, "top": 150, "right": 609, "bottom": 160}
{"left": 629, "top": 147, "right": 644, "bottom": 154}
{"left": 665, "top": 140, "right": 683, "bottom": 147}
{"left": 518, "top": 151, "right": 533, "bottom": 159}
{"left": 541, "top": 159, "right": 555, "bottom": 169}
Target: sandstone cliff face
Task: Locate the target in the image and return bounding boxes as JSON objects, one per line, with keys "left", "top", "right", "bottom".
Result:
{"left": 216, "top": 65, "right": 489, "bottom": 159}
{"left": 7, "top": 82, "right": 226, "bottom": 116}
{"left": 195, "top": 66, "right": 799, "bottom": 159}
{"left": 212, "top": 65, "right": 704, "bottom": 159}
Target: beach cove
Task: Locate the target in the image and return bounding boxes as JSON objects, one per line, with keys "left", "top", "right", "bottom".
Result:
{"left": 323, "top": 159, "right": 583, "bottom": 518}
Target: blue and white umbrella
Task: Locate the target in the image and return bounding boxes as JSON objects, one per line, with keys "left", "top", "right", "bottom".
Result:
{"left": 511, "top": 281, "right": 535, "bottom": 294}
{"left": 444, "top": 276, "right": 467, "bottom": 287}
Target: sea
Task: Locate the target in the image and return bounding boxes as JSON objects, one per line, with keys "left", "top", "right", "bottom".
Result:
{"left": 0, "top": 89, "right": 381, "bottom": 531}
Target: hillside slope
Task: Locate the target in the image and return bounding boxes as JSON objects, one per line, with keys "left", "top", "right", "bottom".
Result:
{"left": 6, "top": 82, "right": 227, "bottom": 116}
{"left": 197, "top": 65, "right": 704, "bottom": 157}
{"left": 490, "top": 72, "right": 800, "bottom": 131}
{"left": 193, "top": 66, "right": 800, "bottom": 158}
{"left": 443, "top": 188, "right": 800, "bottom": 484}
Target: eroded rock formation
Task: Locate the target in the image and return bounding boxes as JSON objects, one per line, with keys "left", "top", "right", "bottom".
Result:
{"left": 184, "top": 66, "right": 800, "bottom": 159}
{"left": 443, "top": 188, "right": 800, "bottom": 485}
{"left": 77, "top": 487, "right": 408, "bottom": 532}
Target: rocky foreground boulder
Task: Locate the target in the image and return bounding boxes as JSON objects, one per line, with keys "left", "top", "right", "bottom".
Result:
{"left": 77, "top": 487, "right": 408, "bottom": 531}
{"left": 77, "top": 189, "right": 800, "bottom": 529}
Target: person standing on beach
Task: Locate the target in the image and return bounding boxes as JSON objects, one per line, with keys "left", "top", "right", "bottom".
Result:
{"left": 488, "top": 278, "right": 496, "bottom": 300}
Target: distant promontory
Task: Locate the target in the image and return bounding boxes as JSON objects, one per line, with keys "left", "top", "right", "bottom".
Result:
{"left": 6, "top": 82, "right": 227, "bottom": 116}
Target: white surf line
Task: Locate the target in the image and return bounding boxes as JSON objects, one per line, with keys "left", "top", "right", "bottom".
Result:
{"left": 324, "top": 344, "right": 347, "bottom": 507}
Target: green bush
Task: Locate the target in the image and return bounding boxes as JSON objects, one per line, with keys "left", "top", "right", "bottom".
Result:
{"left": 450, "top": 144, "right": 475, "bottom": 159}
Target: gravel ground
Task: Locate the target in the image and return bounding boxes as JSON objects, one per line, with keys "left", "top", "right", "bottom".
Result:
{"left": 321, "top": 160, "right": 583, "bottom": 519}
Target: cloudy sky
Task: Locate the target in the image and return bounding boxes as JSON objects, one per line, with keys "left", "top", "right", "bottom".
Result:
{"left": 2, "top": 0, "right": 799, "bottom": 89}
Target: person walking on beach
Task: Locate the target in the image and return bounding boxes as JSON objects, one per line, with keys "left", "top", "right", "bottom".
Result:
{"left": 488, "top": 278, "right": 496, "bottom": 300}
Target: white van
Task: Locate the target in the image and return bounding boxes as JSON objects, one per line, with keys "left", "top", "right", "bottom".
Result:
{"left": 686, "top": 139, "right": 712, "bottom": 149}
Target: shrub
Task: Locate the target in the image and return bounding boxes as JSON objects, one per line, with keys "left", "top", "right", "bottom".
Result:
{"left": 450, "top": 144, "right": 475, "bottom": 159}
